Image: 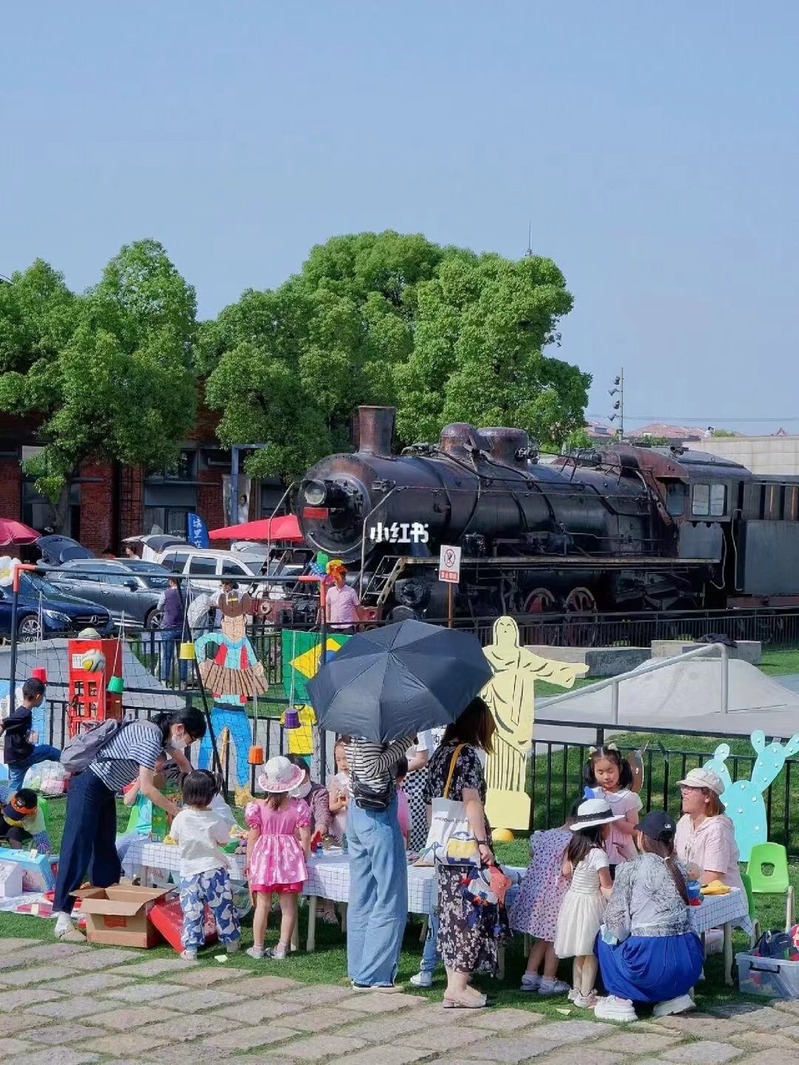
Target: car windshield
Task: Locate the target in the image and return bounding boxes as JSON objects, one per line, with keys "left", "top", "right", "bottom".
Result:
{"left": 20, "top": 571, "right": 67, "bottom": 599}
{"left": 125, "top": 562, "right": 171, "bottom": 588}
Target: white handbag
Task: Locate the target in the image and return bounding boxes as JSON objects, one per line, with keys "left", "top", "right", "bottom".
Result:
{"left": 415, "top": 743, "right": 480, "bottom": 868}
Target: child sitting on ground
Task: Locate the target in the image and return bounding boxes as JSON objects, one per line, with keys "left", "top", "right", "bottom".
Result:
{"left": 169, "top": 770, "right": 241, "bottom": 961}
{"left": 0, "top": 787, "right": 52, "bottom": 854}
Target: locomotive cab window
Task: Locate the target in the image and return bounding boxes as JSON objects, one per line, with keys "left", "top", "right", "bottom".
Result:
{"left": 665, "top": 482, "right": 686, "bottom": 516}
{"left": 691, "top": 483, "right": 727, "bottom": 518}
{"left": 710, "top": 484, "right": 727, "bottom": 517}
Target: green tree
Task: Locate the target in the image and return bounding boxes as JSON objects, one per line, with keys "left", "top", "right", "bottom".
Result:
{"left": 203, "top": 231, "right": 589, "bottom": 478}
{"left": 0, "top": 241, "right": 197, "bottom": 524}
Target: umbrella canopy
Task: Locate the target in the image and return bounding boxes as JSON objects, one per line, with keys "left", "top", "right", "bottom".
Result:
{"left": 209, "top": 515, "right": 303, "bottom": 542}
{"left": 0, "top": 519, "right": 40, "bottom": 547}
{"left": 307, "top": 619, "right": 493, "bottom": 743}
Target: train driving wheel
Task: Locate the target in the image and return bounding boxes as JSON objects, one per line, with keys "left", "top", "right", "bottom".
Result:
{"left": 563, "top": 587, "right": 599, "bottom": 647}
{"left": 522, "top": 587, "right": 560, "bottom": 645}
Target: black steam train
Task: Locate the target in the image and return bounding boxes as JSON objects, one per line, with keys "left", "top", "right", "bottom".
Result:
{"left": 293, "top": 406, "right": 799, "bottom": 628}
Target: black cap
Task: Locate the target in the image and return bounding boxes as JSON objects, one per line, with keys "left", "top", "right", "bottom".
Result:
{"left": 636, "top": 810, "right": 676, "bottom": 843}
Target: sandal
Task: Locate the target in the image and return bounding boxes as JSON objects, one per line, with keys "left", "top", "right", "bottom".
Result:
{"left": 443, "top": 991, "right": 488, "bottom": 1009}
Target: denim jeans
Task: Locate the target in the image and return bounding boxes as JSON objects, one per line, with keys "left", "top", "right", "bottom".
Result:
{"left": 8, "top": 744, "right": 62, "bottom": 792}
{"left": 157, "top": 628, "right": 187, "bottom": 683}
{"left": 420, "top": 910, "right": 442, "bottom": 973}
{"left": 347, "top": 795, "right": 408, "bottom": 987}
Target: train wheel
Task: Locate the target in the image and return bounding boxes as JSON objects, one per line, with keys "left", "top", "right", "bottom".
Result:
{"left": 563, "top": 587, "right": 599, "bottom": 647}
{"left": 521, "top": 587, "right": 560, "bottom": 646}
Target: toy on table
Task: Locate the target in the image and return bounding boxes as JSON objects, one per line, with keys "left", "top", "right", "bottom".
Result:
{"left": 150, "top": 782, "right": 182, "bottom": 843}
{"left": 685, "top": 862, "right": 703, "bottom": 906}
{"left": 701, "top": 879, "right": 731, "bottom": 896}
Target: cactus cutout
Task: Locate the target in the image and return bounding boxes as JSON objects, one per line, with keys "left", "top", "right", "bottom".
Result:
{"left": 703, "top": 731, "right": 799, "bottom": 861}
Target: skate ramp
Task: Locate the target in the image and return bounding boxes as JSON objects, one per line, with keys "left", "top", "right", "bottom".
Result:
{"left": 535, "top": 656, "right": 799, "bottom": 743}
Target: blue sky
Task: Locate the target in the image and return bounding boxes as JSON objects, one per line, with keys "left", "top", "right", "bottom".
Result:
{"left": 3, "top": 2, "right": 797, "bottom": 434}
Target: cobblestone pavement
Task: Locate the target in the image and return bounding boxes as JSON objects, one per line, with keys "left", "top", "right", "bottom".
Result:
{"left": 3, "top": 938, "right": 799, "bottom": 1065}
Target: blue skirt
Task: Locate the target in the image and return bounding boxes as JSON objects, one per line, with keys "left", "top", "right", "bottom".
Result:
{"left": 597, "top": 932, "right": 704, "bottom": 1003}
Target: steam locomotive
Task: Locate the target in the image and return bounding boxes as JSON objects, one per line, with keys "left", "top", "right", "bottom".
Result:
{"left": 293, "top": 406, "right": 799, "bottom": 628}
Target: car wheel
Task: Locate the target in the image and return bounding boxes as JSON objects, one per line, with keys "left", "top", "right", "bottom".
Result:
{"left": 145, "top": 609, "right": 163, "bottom": 631}
{"left": 18, "top": 615, "right": 43, "bottom": 641}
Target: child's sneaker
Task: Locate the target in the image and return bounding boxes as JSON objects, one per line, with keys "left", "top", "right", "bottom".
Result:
{"left": 246, "top": 946, "right": 264, "bottom": 960}
{"left": 573, "top": 991, "right": 598, "bottom": 1009}
{"left": 226, "top": 941, "right": 241, "bottom": 954}
{"left": 264, "top": 946, "right": 288, "bottom": 960}
{"left": 538, "top": 977, "right": 570, "bottom": 996}
{"left": 180, "top": 949, "right": 198, "bottom": 962}
{"left": 567, "top": 987, "right": 579, "bottom": 1002}
{"left": 520, "top": 972, "right": 541, "bottom": 992}
{"left": 410, "top": 971, "right": 433, "bottom": 988}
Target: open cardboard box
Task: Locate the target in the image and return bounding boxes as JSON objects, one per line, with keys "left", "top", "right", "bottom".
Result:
{"left": 72, "top": 884, "right": 171, "bottom": 947}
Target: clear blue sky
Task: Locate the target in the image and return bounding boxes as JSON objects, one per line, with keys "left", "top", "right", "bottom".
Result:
{"left": 3, "top": 2, "right": 797, "bottom": 434}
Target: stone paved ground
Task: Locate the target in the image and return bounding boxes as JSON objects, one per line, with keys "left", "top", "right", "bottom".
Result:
{"left": 3, "top": 938, "right": 799, "bottom": 1065}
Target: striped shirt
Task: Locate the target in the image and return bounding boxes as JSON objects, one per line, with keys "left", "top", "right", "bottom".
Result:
{"left": 345, "top": 737, "right": 414, "bottom": 801}
{"left": 89, "top": 720, "right": 164, "bottom": 794}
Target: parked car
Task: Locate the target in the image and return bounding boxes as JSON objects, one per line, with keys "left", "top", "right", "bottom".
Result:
{"left": 156, "top": 547, "right": 266, "bottom": 594}
{"left": 0, "top": 571, "right": 113, "bottom": 641}
{"left": 46, "top": 559, "right": 173, "bottom": 631}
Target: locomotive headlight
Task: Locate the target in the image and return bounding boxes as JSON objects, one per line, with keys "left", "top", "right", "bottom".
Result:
{"left": 304, "top": 479, "right": 327, "bottom": 507}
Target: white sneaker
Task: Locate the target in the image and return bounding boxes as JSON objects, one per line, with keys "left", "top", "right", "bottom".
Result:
{"left": 53, "top": 913, "right": 75, "bottom": 939}
{"left": 573, "top": 991, "right": 599, "bottom": 1009}
{"left": 567, "top": 987, "right": 579, "bottom": 1002}
{"left": 246, "top": 946, "right": 264, "bottom": 960}
{"left": 410, "top": 971, "right": 433, "bottom": 988}
{"left": 180, "top": 949, "right": 198, "bottom": 962}
{"left": 594, "top": 995, "right": 638, "bottom": 1022}
{"left": 520, "top": 972, "right": 541, "bottom": 992}
{"left": 538, "top": 977, "right": 571, "bottom": 996}
{"left": 653, "top": 994, "right": 696, "bottom": 1018}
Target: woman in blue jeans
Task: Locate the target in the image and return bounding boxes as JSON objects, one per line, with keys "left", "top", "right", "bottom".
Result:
{"left": 345, "top": 733, "right": 415, "bottom": 991}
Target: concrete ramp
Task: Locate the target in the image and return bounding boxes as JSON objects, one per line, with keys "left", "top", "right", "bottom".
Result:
{"left": 535, "top": 656, "right": 799, "bottom": 743}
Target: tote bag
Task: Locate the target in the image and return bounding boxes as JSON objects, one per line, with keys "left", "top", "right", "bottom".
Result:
{"left": 415, "top": 743, "right": 480, "bottom": 868}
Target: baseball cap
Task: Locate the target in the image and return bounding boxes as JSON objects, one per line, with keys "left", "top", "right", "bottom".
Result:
{"left": 676, "top": 767, "right": 725, "bottom": 796}
{"left": 636, "top": 810, "right": 676, "bottom": 843}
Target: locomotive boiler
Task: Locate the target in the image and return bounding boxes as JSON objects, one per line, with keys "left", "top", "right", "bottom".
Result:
{"left": 294, "top": 406, "right": 799, "bottom": 628}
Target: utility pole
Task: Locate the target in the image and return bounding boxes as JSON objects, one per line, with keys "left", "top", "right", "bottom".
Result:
{"left": 608, "top": 369, "right": 624, "bottom": 441}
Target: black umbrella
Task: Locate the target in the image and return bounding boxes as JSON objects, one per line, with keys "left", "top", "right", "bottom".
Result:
{"left": 307, "top": 619, "right": 493, "bottom": 742}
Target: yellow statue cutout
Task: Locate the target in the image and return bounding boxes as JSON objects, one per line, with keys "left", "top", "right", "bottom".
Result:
{"left": 482, "top": 616, "right": 588, "bottom": 829}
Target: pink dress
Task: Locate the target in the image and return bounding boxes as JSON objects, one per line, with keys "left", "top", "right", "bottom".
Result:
{"left": 596, "top": 787, "right": 642, "bottom": 864}
{"left": 397, "top": 787, "right": 411, "bottom": 842}
{"left": 245, "top": 798, "right": 311, "bottom": 893}
{"left": 509, "top": 827, "right": 571, "bottom": 941}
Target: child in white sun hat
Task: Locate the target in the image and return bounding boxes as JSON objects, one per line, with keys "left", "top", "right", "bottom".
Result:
{"left": 245, "top": 755, "right": 312, "bottom": 959}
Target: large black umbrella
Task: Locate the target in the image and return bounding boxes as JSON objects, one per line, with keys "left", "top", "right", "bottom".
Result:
{"left": 307, "top": 619, "right": 493, "bottom": 742}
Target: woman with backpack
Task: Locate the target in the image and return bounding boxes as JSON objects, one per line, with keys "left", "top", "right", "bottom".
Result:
{"left": 52, "top": 707, "right": 207, "bottom": 940}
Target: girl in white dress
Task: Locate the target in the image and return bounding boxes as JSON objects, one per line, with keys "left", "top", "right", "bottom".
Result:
{"left": 554, "top": 798, "right": 622, "bottom": 1008}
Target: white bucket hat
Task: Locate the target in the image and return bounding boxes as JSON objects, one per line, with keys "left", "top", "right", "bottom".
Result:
{"left": 257, "top": 756, "right": 305, "bottom": 794}
{"left": 677, "top": 767, "right": 725, "bottom": 796}
{"left": 569, "top": 797, "right": 625, "bottom": 831}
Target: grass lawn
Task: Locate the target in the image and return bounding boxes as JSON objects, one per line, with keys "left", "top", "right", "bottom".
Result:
{"left": 0, "top": 793, "right": 784, "bottom": 1015}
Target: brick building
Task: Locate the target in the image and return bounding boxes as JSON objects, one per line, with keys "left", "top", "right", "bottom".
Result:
{"left": 0, "top": 403, "right": 287, "bottom": 555}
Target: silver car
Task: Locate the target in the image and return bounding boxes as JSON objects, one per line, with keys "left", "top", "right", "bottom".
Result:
{"left": 47, "top": 559, "right": 173, "bottom": 631}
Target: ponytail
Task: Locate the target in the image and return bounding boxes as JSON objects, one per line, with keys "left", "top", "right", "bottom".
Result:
{"left": 639, "top": 834, "right": 689, "bottom": 904}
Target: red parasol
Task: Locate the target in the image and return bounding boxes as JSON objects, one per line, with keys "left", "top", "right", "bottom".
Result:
{"left": 208, "top": 515, "right": 303, "bottom": 542}
{"left": 0, "top": 518, "right": 40, "bottom": 547}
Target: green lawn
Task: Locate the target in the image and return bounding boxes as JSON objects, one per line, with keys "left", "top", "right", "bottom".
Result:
{"left": 0, "top": 793, "right": 785, "bottom": 1014}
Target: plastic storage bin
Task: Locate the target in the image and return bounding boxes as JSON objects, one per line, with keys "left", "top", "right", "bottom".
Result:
{"left": 737, "top": 951, "right": 799, "bottom": 999}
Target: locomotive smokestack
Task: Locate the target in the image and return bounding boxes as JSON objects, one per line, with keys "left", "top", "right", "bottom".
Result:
{"left": 357, "top": 406, "right": 395, "bottom": 458}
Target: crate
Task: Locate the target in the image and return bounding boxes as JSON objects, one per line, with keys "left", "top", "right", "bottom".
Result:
{"left": 737, "top": 951, "right": 799, "bottom": 999}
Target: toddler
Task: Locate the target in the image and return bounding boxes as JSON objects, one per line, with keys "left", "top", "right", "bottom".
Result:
{"left": 584, "top": 744, "right": 641, "bottom": 870}
{"left": 170, "top": 770, "right": 241, "bottom": 961}
{"left": 511, "top": 798, "right": 581, "bottom": 995}
{"left": 0, "top": 787, "right": 52, "bottom": 853}
{"left": 554, "top": 798, "right": 619, "bottom": 1008}
{"left": 327, "top": 738, "right": 350, "bottom": 844}
{"left": 246, "top": 755, "right": 311, "bottom": 960}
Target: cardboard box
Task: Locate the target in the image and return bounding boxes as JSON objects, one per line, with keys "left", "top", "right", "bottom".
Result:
{"left": 72, "top": 884, "right": 170, "bottom": 948}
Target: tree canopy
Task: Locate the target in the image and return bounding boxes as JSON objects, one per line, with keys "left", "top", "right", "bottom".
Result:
{"left": 202, "top": 231, "right": 589, "bottom": 480}
{"left": 0, "top": 240, "right": 197, "bottom": 509}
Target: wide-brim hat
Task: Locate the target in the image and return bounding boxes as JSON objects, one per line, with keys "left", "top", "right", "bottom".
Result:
{"left": 569, "top": 797, "right": 625, "bottom": 831}
{"left": 676, "top": 767, "right": 725, "bottom": 796}
{"left": 257, "top": 755, "right": 305, "bottom": 794}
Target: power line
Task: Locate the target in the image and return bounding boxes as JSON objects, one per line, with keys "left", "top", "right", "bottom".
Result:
{"left": 588, "top": 414, "right": 799, "bottom": 424}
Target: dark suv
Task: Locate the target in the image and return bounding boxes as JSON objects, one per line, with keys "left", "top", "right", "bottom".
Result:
{"left": 0, "top": 571, "right": 113, "bottom": 641}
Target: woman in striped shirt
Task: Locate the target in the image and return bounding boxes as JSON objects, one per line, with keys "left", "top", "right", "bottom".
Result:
{"left": 345, "top": 733, "right": 415, "bottom": 991}
{"left": 52, "top": 708, "right": 206, "bottom": 940}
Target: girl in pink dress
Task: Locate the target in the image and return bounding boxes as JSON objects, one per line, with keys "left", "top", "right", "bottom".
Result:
{"left": 584, "top": 745, "right": 641, "bottom": 872}
{"left": 245, "top": 756, "right": 311, "bottom": 960}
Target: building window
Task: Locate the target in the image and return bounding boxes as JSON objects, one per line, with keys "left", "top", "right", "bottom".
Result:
{"left": 22, "top": 480, "right": 81, "bottom": 538}
{"left": 143, "top": 506, "right": 192, "bottom": 538}
{"left": 148, "top": 449, "right": 198, "bottom": 482}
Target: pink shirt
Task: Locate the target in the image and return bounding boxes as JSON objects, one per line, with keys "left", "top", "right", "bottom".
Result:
{"left": 595, "top": 787, "right": 642, "bottom": 864}
{"left": 675, "top": 813, "right": 744, "bottom": 893}
{"left": 326, "top": 583, "right": 360, "bottom": 627}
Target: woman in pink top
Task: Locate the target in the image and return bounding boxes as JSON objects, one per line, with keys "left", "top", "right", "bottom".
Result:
{"left": 674, "top": 767, "right": 743, "bottom": 893}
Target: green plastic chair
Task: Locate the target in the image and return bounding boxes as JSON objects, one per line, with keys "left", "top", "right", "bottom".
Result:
{"left": 37, "top": 797, "right": 50, "bottom": 834}
{"left": 746, "top": 842, "right": 795, "bottom": 932}
{"left": 739, "top": 870, "right": 760, "bottom": 946}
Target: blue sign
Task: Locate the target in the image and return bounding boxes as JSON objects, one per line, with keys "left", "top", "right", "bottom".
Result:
{"left": 186, "top": 512, "right": 210, "bottom": 549}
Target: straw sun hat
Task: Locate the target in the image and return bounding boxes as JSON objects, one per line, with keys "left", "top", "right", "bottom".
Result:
{"left": 256, "top": 755, "right": 305, "bottom": 794}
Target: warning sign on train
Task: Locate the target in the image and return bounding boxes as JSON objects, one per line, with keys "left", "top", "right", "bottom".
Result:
{"left": 438, "top": 545, "right": 461, "bottom": 584}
